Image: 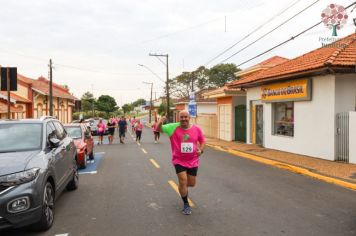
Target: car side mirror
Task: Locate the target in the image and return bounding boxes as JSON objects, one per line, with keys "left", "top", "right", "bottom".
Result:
{"left": 49, "top": 137, "right": 60, "bottom": 148}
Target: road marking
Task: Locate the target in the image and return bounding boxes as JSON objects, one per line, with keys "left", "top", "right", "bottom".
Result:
{"left": 149, "top": 159, "right": 160, "bottom": 168}
{"left": 79, "top": 171, "right": 97, "bottom": 175}
{"left": 168, "top": 180, "right": 195, "bottom": 207}
{"left": 55, "top": 234, "right": 69, "bottom": 236}
{"left": 141, "top": 148, "right": 147, "bottom": 154}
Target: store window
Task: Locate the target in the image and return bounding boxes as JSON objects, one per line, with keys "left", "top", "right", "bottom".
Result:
{"left": 273, "top": 102, "right": 294, "bottom": 137}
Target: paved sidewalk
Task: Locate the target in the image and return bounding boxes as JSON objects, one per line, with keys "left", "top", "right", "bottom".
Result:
{"left": 205, "top": 137, "right": 356, "bottom": 189}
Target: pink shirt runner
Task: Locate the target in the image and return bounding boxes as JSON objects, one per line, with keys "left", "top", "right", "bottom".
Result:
{"left": 162, "top": 123, "right": 205, "bottom": 168}
{"left": 135, "top": 123, "right": 143, "bottom": 131}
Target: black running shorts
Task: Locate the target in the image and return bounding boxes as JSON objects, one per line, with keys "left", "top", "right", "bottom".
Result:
{"left": 174, "top": 164, "right": 198, "bottom": 176}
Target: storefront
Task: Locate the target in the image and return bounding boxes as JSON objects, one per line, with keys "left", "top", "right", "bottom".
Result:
{"left": 228, "top": 33, "right": 356, "bottom": 163}
{"left": 245, "top": 74, "right": 356, "bottom": 161}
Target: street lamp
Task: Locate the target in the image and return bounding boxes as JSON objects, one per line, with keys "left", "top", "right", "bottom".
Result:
{"left": 138, "top": 64, "right": 165, "bottom": 83}
{"left": 148, "top": 53, "right": 170, "bottom": 122}
{"left": 142, "top": 81, "right": 153, "bottom": 123}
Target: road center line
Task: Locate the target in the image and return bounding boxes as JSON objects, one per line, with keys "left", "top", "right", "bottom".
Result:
{"left": 141, "top": 148, "right": 147, "bottom": 154}
{"left": 168, "top": 180, "right": 195, "bottom": 207}
{"left": 149, "top": 159, "right": 160, "bottom": 168}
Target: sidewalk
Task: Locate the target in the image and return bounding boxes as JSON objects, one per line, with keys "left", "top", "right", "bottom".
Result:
{"left": 205, "top": 137, "right": 356, "bottom": 190}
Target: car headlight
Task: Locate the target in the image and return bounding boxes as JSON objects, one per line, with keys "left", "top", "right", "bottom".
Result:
{"left": 0, "top": 168, "right": 40, "bottom": 187}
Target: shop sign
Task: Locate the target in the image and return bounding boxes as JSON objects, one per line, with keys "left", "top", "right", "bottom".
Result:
{"left": 261, "top": 79, "right": 311, "bottom": 102}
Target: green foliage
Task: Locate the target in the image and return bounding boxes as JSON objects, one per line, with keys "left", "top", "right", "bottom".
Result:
{"left": 81, "top": 92, "right": 96, "bottom": 112}
{"left": 208, "top": 63, "right": 240, "bottom": 88}
{"left": 132, "top": 98, "right": 146, "bottom": 107}
{"left": 122, "top": 103, "right": 133, "bottom": 114}
{"left": 95, "top": 95, "right": 119, "bottom": 115}
{"left": 158, "top": 103, "right": 167, "bottom": 116}
{"left": 169, "top": 63, "right": 240, "bottom": 98}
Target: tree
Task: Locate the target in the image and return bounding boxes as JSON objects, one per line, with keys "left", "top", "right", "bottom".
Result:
{"left": 208, "top": 63, "right": 240, "bottom": 88}
{"left": 132, "top": 98, "right": 146, "bottom": 107}
{"left": 122, "top": 103, "right": 133, "bottom": 114}
{"left": 95, "top": 95, "right": 119, "bottom": 116}
{"left": 169, "top": 64, "right": 240, "bottom": 98}
{"left": 81, "top": 92, "right": 96, "bottom": 112}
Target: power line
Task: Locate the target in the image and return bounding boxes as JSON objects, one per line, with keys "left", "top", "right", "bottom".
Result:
{"left": 234, "top": 1, "right": 356, "bottom": 68}
{"left": 219, "top": 0, "right": 321, "bottom": 64}
{"left": 204, "top": 0, "right": 303, "bottom": 66}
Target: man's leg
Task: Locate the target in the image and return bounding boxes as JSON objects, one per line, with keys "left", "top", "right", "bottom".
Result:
{"left": 187, "top": 175, "right": 196, "bottom": 187}
{"left": 177, "top": 171, "right": 188, "bottom": 198}
{"left": 177, "top": 171, "right": 192, "bottom": 215}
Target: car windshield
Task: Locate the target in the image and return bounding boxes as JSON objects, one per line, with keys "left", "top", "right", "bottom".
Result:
{"left": 0, "top": 123, "right": 42, "bottom": 153}
{"left": 65, "top": 127, "right": 82, "bottom": 139}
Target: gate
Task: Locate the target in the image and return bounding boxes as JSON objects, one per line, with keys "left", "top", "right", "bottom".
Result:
{"left": 235, "top": 105, "right": 246, "bottom": 142}
{"left": 336, "top": 112, "right": 349, "bottom": 162}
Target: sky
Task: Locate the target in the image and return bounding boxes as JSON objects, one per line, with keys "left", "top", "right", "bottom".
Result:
{"left": 0, "top": 0, "right": 355, "bottom": 106}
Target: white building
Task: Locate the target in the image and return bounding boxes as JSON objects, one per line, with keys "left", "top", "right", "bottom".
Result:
{"left": 228, "top": 33, "right": 356, "bottom": 164}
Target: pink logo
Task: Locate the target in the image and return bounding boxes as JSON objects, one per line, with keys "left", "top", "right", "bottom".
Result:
{"left": 321, "top": 4, "right": 348, "bottom": 36}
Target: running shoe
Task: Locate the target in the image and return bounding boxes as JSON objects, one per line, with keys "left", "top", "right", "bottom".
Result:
{"left": 182, "top": 204, "right": 192, "bottom": 215}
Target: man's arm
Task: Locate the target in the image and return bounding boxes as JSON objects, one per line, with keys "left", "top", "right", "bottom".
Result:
{"left": 156, "top": 116, "right": 167, "bottom": 132}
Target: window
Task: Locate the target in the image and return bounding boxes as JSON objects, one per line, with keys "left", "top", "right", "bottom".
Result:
{"left": 273, "top": 102, "right": 294, "bottom": 137}
{"left": 0, "top": 123, "right": 42, "bottom": 152}
{"left": 65, "top": 127, "right": 82, "bottom": 139}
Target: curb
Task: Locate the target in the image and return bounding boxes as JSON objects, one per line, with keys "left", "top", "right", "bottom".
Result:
{"left": 206, "top": 144, "right": 356, "bottom": 191}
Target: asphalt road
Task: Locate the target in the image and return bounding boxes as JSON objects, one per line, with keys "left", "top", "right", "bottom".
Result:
{"left": 2, "top": 124, "right": 356, "bottom": 236}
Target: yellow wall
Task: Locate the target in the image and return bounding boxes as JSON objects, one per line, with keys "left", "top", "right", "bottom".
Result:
{"left": 13, "top": 84, "right": 28, "bottom": 99}
{"left": 32, "top": 93, "right": 73, "bottom": 123}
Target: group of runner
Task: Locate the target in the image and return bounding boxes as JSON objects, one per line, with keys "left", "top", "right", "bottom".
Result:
{"left": 96, "top": 111, "right": 205, "bottom": 215}
{"left": 96, "top": 116, "right": 160, "bottom": 144}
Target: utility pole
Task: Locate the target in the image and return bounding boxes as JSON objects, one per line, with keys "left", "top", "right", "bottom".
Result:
{"left": 7, "top": 68, "right": 10, "bottom": 119}
{"left": 49, "top": 59, "right": 53, "bottom": 116}
{"left": 149, "top": 53, "right": 170, "bottom": 122}
{"left": 143, "top": 81, "right": 153, "bottom": 123}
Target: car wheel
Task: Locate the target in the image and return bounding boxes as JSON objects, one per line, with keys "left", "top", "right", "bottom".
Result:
{"left": 80, "top": 153, "right": 87, "bottom": 169}
{"left": 66, "top": 165, "right": 79, "bottom": 191}
{"left": 31, "top": 182, "right": 55, "bottom": 231}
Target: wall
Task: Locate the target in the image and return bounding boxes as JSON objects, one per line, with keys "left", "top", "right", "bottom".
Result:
{"left": 33, "top": 94, "right": 47, "bottom": 118}
{"left": 349, "top": 112, "right": 356, "bottom": 164}
{"left": 247, "top": 75, "right": 337, "bottom": 160}
{"left": 191, "top": 114, "right": 218, "bottom": 138}
{"left": 335, "top": 73, "right": 356, "bottom": 113}
{"left": 13, "top": 83, "right": 28, "bottom": 99}
{"left": 217, "top": 97, "right": 232, "bottom": 104}
{"left": 197, "top": 103, "right": 217, "bottom": 114}
{"left": 267, "top": 75, "right": 336, "bottom": 160}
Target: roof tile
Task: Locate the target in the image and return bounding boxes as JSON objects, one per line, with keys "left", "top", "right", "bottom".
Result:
{"left": 229, "top": 33, "right": 356, "bottom": 87}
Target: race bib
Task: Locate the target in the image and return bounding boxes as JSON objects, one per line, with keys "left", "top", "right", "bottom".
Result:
{"left": 181, "top": 142, "right": 193, "bottom": 153}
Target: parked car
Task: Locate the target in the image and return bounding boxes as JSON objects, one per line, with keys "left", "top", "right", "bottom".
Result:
{"left": 64, "top": 123, "right": 94, "bottom": 169}
{"left": 86, "top": 118, "right": 109, "bottom": 136}
{"left": 0, "top": 116, "right": 78, "bottom": 231}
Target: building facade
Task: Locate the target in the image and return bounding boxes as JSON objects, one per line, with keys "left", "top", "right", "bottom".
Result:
{"left": 228, "top": 33, "right": 356, "bottom": 163}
